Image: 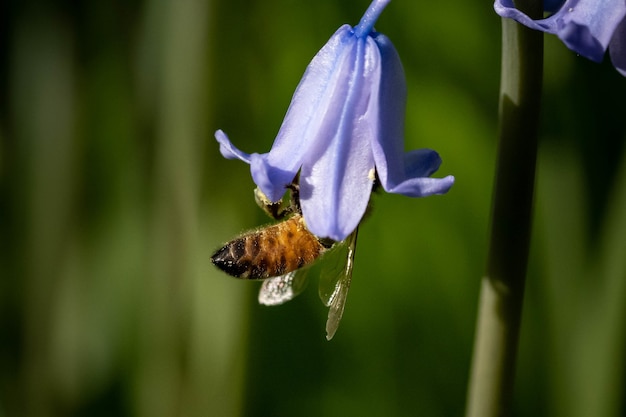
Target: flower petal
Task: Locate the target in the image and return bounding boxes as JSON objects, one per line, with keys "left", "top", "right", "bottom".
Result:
{"left": 494, "top": 0, "right": 562, "bottom": 34}
{"left": 253, "top": 25, "right": 358, "bottom": 202}
{"left": 299, "top": 36, "right": 379, "bottom": 241}
{"left": 248, "top": 154, "right": 295, "bottom": 202}
{"left": 556, "top": 0, "right": 626, "bottom": 62}
{"left": 370, "top": 33, "right": 455, "bottom": 197}
{"left": 386, "top": 175, "right": 455, "bottom": 197}
{"left": 368, "top": 33, "right": 408, "bottom": 191}
{"left": 215, "top": 129, "right": 252, "bottom": 163}
{"left": 403, "top": 149, "right": 442, "bottom": 178}
{"left": 610, "top": 17, "right": 626, "bottom": 76}
{"left": 495, "top": 0, "right": 626, "bottom": 63}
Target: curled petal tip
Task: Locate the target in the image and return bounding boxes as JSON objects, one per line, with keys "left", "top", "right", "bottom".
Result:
{"left": 385, "top": 175, "right": 455, "bottom": 198}
{"left": 215, "top": 130, "right": 252, "bottom": 163}
{"left": 435, "top": 175, "right": 455, "bottom": 194}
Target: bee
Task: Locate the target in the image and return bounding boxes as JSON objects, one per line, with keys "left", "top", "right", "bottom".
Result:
{"left": 211, "top": 185, "right": 358, "bottom": 340}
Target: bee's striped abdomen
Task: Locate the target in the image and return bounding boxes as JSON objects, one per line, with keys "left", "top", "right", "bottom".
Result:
{"left": 211, "top": 215, "right": 326, "bottom": 279}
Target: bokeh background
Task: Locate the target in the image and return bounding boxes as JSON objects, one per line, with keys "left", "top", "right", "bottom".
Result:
{"left": 1, "top": 1, "right": 625, "bottom": 416}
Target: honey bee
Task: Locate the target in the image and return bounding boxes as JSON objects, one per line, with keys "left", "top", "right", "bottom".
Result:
{"left": 211, "top": 185, "right": 358, "bottom": 340}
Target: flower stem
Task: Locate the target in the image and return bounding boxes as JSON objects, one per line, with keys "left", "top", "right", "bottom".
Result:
{"left": 354, "top": 0, "right": 391, "bottom": 38}
{"left": 465, "top": 1, "right": 543, "bottom": 416}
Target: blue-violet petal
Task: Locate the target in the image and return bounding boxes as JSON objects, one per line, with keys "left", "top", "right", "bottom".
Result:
{"left": 300, "top": 35, "right": 380, "bottom": 241}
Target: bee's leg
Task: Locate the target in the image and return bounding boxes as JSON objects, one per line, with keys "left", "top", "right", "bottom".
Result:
{"left": 254, "top": 175, "right": 303, "bottom": 219}
{"left": 285, "top": 183, "right": 302, "bottom": 214}
{"left": 254, "top": 187, "right": 289, "bottom": 220}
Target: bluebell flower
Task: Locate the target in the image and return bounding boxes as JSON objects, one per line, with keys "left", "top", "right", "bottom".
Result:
{"left": 495, "top": 0, "right": 626, "bottom": 76}
{"left": 215, "top": 0, "right": 454, "bottom": 241}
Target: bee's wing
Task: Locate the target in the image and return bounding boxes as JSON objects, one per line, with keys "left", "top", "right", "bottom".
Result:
{"left": 318, "top": 241, "right": 349, "bottom": 306}
{"left": 318, "top": 229, "right": 359, "bottom": 340}
{"left": 258, "top": 269, "right": 310, "bottom": 306}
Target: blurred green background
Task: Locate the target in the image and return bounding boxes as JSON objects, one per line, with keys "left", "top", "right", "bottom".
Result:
{"left": 1, "top": 1, "right": 625, "bottom": 416}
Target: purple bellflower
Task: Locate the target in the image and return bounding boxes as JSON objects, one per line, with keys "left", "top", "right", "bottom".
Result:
{"left": 215, "top": 0, "right": 454, "bottom": 241}
{"left": 495, "top": 0, "right": 626, "bottom": 76}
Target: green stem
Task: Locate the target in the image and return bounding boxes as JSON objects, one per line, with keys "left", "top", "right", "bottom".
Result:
{"left": 465, "top": 1, "right": 543, "bottom": 416}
